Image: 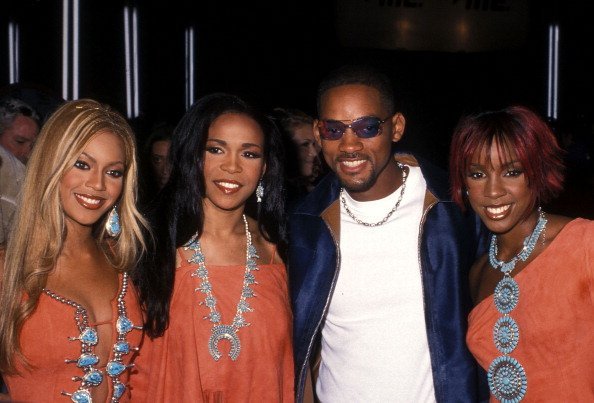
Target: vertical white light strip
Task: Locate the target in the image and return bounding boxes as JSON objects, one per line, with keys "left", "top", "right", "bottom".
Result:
{"left": 8, "top": 22, "right": 16, "bottom": 83}
{"left": 552, "top": 24, "right": 559, "bottom": 120}
{"left": 15, "top": 23, "right": 19, "bottom": 83}
{"left": 124, "top": 6, "right": 132, "bottom": 118}
{"left": 189, "top": 27, "right": 195, "bottom": 109}
{"left": 185, "top": 27, "right": 195, "bottom": 110}
{"left": 62, "top": 0, "right": 70, "bottom": 100}
{"left": 184, "top": 29, "right": 189, "bottom": 110}
{"left": 132, "top": 7, "right": 139, "bottom": 118}
{"left": 72, "top": 0, "right": 79, "bottom": 100}
{"left": 547, "top": 24, "right": 559, "bottom": 121}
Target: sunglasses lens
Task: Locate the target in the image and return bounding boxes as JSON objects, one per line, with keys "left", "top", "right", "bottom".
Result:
{"left": 352, "top": 117, "right": 383, "bottom": 138}
{"left": 319, "top": 121, "right": 345, "bottom": 140}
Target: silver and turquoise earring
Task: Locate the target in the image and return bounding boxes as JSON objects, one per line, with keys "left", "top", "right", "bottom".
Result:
{"left": 106, "top": 205, "right": 121, "bottom": 237}
{"left": 256, "top": 180, "right": 264, "bottom": 203}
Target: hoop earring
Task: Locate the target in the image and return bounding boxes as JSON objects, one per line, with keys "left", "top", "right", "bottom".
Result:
{"left": 106, "top": 205, "right": 121, "bottom": 237}
{"left": 256, "top": 180, "right": 264, "bottom": 204}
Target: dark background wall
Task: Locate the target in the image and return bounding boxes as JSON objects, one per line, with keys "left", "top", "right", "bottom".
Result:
{"left": 2, "top": 0, "right": 593, "bottom": 216}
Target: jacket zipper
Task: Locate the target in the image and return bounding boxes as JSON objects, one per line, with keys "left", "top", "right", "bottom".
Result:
{"left": 417, "top": 198, "right": 439, "bottom": 400}
{"left": 297, "top": 219, "right": 341, "bottom": 402}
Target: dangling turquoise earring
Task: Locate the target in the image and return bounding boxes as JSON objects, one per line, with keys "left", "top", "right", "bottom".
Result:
{"left": 106, "top": 205, "right": 121, "bottom": 237}
{"left": 256, "top": 180, "right": 264, "bottom": 203}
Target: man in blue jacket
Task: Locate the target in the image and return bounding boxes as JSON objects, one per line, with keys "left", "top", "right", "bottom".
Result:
{"left": 288, "top": 64, "right": 487, "bottom": 402}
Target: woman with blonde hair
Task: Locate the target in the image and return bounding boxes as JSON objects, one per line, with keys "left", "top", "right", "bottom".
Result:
{"left": 0, "top": 99, "right": 148, "bottom": 402}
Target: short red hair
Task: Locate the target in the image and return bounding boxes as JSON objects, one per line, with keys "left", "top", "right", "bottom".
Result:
{"left": 449, "top": 105, "right": 565, "bottom": 210}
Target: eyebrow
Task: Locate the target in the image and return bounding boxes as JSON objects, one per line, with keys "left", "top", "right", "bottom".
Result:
{"left": 80, "top": 152, "right": 125, "bottom": 166}
{"left": 15, "top": 135, "right": 35, "bottom": 141}
{"left": 320, "top": 115, "right": 380, "bottom": 122}
{"left": 469, "top": 159, "right": 521, "bottom": 168}
{"left": 206, "top": 138, "right": 263, "bottom": 149}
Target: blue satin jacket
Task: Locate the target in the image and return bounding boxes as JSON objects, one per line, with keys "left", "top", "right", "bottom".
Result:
{"left": 288, "top": 154, "right": 488, "bottom": 402}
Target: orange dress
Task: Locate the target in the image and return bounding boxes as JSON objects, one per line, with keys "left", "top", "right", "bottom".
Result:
{"left": 134, "top": 250, "right": 294, "bottom": 402}
{"left": 467, "top": 218, "right": 594, "bottom": 401}
{"left": 4, "top": 273, "right": 144, "bottom": 402}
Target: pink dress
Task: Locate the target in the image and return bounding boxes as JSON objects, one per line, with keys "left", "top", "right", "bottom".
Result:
{"left": 467, "top": 218, "right": 594, "bottom": 401}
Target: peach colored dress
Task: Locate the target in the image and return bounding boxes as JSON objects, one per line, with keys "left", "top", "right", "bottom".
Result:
{"left": 134, "top": 249, "right": 294, "bottom": 402}
{"left": 467, "top": 218, "right": 594, "bottom": 401}
{"left": 4, "top": 273, "right": 144, "bottom": 402}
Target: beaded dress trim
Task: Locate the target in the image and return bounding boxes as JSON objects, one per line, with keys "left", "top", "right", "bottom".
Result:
{"left": 42, "top": 272, "right": 142, "bottom": 403}
{"left": 486, "top": 211, "right": 547, "bottom": 402}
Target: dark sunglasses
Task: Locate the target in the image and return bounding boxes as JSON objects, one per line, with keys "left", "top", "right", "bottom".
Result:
{"left": 317, "top": 116, "right": 389, "bottom": 140}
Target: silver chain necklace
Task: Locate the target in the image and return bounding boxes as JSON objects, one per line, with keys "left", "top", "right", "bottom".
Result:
{"left": 184, "top": 214, "right": 259, "bottom": 361}
{"left": 340, "top": 162, "right": 408, "bottom": 227}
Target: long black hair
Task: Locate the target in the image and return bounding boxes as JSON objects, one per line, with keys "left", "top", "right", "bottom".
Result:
{"left": 135, "top": 93, "right": 286, "bottom": 338}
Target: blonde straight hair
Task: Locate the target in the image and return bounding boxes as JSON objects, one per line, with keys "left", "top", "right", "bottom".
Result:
{"left": 0, "top": 99, "right": 148, "bottom": 373}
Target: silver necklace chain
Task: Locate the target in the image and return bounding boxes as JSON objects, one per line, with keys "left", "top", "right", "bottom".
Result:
{"left": 184, "top": 214, "right": 259, "bottom": 361}
{"left": 340, "top": 162, "right": 408, "bottom": 227}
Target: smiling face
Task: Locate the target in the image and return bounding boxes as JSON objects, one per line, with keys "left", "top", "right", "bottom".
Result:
{"left": 465, "top": 140, "right": 537, "bottom": 236}
{"left": 202, "top": 112, "right": 266, "bottom": 212}
{"left": 59, "top": 131, "right": 125, "bottom": 231}
{"left": 314, "top": 84, "right": 405, "bottom": 201}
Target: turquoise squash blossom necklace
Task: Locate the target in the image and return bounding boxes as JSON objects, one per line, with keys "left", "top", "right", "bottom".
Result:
{"left": 43, "top": 272, "right": 142, "bottom": 403}
{"left": 184, "top": 214, "right": 259, "bottom": 361}
{"left": 487, "top": 209, "right": 547, "bottom": 402}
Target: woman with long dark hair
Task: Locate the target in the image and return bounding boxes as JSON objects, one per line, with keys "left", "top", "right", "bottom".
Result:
{"left": 134, "top": 93, "right": 293, "bottom": 401}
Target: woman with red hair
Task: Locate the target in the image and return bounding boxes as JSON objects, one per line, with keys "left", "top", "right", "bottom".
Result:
{"left": 449, "top": 105, "right": 594, "bottom": 402}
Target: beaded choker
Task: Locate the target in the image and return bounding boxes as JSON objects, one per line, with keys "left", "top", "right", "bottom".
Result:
{"left": 43, "top": 272, "right": 142, "bottom": 403}
{"left": 486, "top": 210, "right": 547, "bottom": 402}
{"left": 340, "top": 162, "right": 408, "bottom": 227}
{"left": 184, "top": 214, "right": 259, "bottom": 361}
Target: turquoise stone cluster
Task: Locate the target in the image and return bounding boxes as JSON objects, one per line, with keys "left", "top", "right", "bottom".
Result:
{"left": 486, "top": 211, "right": 547, "bottom": 402}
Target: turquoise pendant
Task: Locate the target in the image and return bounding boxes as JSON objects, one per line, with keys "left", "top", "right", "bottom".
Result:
{"left": 106, "top": 207, "right": 121, "bottom": 237}
{"left": 70, "top": 327, "right": 98, "bottom": 346}
{"left": 113, "top": 382, "right": 126, "bottom": 399}
{"left": 114, "top": 341, "right": 130, "bottom": 354}
{"left": 76, "top": 353, "right": 100, "bottom": 367}
{"left": 70, "top": 389, "right": 92, "bottom": 403}
{"left": 488, "top": 356, "right": 527, "bottom": 402}
{"left": 493, "top": 316, "right": 520, "bottom": 354}
{"left": 208, "top": 325, "right": 241, "bottom": 361}
{"left": 82, "top": 369, "right": 103, "bottom": 386}
{"left": 116, "top": 315, "right": 140, "bottom": 334}
{"left": 494, "top": 277, "right": 520, "bottom": 314}
{"left": 106, "top": 361, "right": 127, "bottom": 377}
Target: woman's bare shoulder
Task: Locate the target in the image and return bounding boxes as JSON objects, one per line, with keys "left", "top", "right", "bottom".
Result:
{"left": 247, "top": 217, "right": 283, "bottom": 265}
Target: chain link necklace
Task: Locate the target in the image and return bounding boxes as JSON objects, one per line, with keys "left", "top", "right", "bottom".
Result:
{"left": 184, "top": 214, "right": 259, "bottom": 361}
{"left": 486, "top": 209, "right": 547, "bottom": 402}
{"left": 43, "top": 272, "right": 142, "bottom": 403}
{"left": 340, "top": 162, "right": 408, "bottom": 227}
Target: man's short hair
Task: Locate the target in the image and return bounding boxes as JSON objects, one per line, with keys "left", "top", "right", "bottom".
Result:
{"left": 316, "top": 64, "right": 395, "bottom": 117}
{"left": 0, "top": 98, "right": 41, "bottom": 135}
